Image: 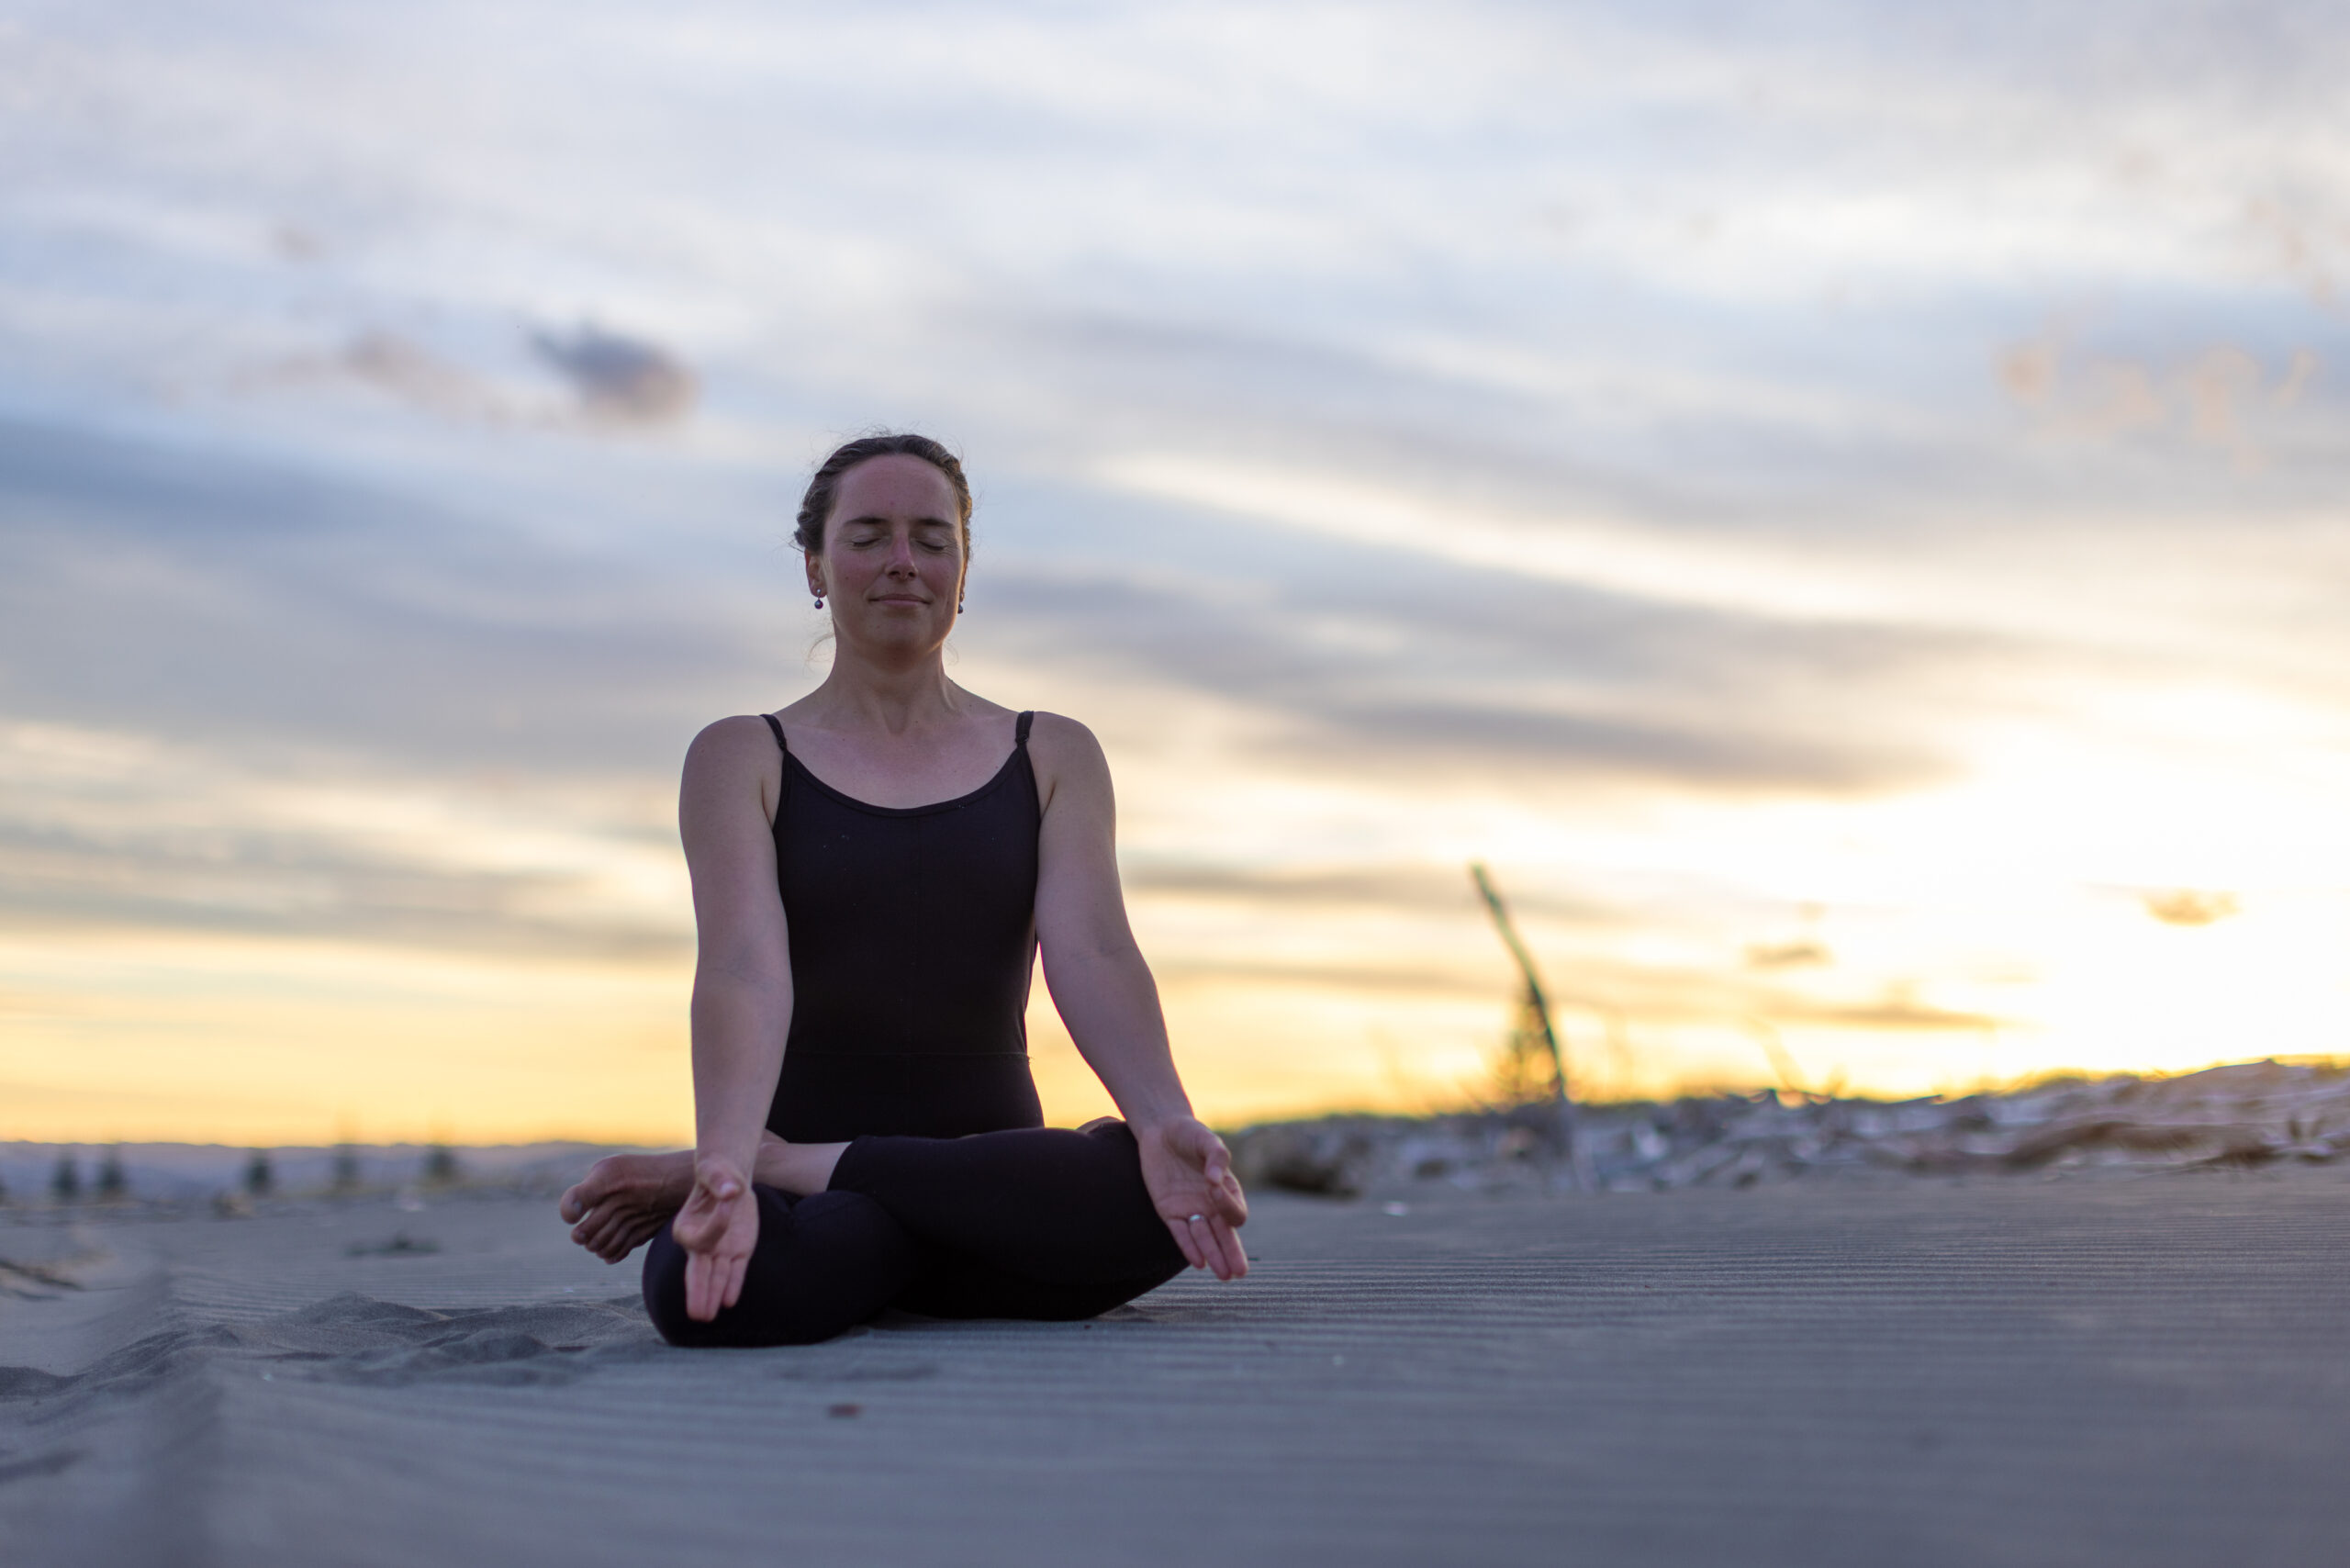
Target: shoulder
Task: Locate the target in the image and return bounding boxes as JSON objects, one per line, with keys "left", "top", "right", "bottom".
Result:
{"left": 681, "top": 715, "right": 785, "bottom": 805}
{"left": 686, "top": 713, "right": 782, "bottom": 767}
{"left": 1024, "top": 711, "right": 1108, "bottom": 772}
{"left": 1022, "top": 711, "right": 1113, "bottom": 817}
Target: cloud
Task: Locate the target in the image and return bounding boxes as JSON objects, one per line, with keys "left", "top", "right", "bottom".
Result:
{"left": 0, "top": 809, "right": 688, "bottom": 962}
{"left": 2142, "top": 890, "right": 2240, "bottom": 927}
{"left": 976, "top": 542, "right": 1978, "bottom": 796}
{"left": 335, "top": 331, "right": 505, "bottom": 420}
{"left": 1995, "top": 332, "right": 2323, "bottom": 466}
{"left": 0, "top": 715, "right": 690, "bottom": 963}
{"left": 0, "top": 418, "right": 765, "bottom": 774}
{"left": 242, "top": 324, "right": 699, "bottom": 431}
{"left": 531, "top": 325, "right": 697, "bottom": 426}
{"left": 1125, "top": 861, "right": 1625, "bottom": 925}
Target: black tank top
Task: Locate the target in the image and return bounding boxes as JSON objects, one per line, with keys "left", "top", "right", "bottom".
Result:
{"left": 759, "top": 711, "right": 1046, "bottom": 1143}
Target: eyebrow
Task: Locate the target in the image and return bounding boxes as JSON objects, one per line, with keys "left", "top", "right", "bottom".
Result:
{"left": 839, "top": 514, "right": 956, "bottom": 530}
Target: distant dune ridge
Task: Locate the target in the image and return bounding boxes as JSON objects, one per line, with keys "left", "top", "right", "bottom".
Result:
{"left": 8, "top": 1058, "right": 2345, "bottom": 1214}
{"left": 0, "top": 1142, "right": 607, "bottom": 1208}
{"left": 1235, "top": 1058, "right": 2350, "bottom": 1198}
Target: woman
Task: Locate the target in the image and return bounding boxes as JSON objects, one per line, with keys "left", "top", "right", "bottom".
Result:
{"left": 558, "top": 432, "right": 1249, "bottom": 1346}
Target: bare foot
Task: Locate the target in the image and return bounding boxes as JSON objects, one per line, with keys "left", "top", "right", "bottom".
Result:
{"left": 559, "top": 1150, "right": 694, "bottom": 1262}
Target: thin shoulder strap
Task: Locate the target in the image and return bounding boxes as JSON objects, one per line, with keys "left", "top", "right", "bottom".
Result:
{"left": 760, "top": 713, "right": 789, "bottom": 753}
{"left": 1015, "top": 711, "right": 1035, "bottom": 746}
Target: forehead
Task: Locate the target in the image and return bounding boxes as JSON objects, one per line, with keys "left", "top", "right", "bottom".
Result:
{"left": 831, "top": 454, "right": 959, "bottom": 524}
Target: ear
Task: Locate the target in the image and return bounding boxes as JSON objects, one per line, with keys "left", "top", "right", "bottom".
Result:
{"left": 803, "top": 549, "right": 825, "bottom": 596}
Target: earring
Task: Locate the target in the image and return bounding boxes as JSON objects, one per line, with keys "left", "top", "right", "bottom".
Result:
{"left": 812, "top": 594, "right": 824, "bottom": 609}
{"left": 957, "top": 598, "right": 966, "bottom": 613}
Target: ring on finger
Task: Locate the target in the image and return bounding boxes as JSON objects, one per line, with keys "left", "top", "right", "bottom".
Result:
{"left": 1187, "top": 1214, "right": 1203, "bottom": 1223}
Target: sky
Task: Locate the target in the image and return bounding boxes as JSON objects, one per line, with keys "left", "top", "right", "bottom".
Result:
{"left": 4, "top": 0, "right": 2348, "bottom": 1145}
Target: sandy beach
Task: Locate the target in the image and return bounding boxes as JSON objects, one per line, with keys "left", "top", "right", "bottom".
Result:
{"left": 8, "top": 1161, "right": 2350, "bottom": 1567}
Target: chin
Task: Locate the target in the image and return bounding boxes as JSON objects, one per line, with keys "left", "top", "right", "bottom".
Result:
{"left": 858, "top": 622, "right": 948, "bottom": 650}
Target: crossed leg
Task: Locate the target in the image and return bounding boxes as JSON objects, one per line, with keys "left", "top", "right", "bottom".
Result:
{"left": 629, "top": 1122, "right": 1188, "bottom": 1347}
{"left": 562, "top": 1134, "right": 845, "bottom": 1263}
{"left": 641, "top": 1185, "right": 919, "bottom": 1347}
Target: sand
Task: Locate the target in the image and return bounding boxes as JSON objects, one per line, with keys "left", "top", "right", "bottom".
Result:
{"left": 6, "top": 1166, "right": 2350, "bottom": 1566}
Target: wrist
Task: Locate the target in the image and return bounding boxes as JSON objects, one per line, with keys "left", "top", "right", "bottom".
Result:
{"left": 693, "top": 1144, "right": 755, "bottom": 1178}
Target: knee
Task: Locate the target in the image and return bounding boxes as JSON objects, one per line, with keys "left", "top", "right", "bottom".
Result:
{"left": 643, "top": 1215, "right": 787, "bottom": 1348}
{"left": 641, "top": 1188, "right": 917, "bottom": 1350}
{"left": 1077, "top": 1122, "right": 1187, "bottom": 1272}
{"left": 639, "top": 1220, "right": 700, "bottom": 1345}
{"left": 788, "top": 1189, "right": 922, "bottom": 1293}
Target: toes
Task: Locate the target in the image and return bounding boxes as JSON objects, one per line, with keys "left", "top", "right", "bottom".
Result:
{"left": 573, "top": 1204, "right": 626, "bottom": 1252}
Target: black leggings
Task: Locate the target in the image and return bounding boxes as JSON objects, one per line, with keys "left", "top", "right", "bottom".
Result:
{"left": 642, "top": 1121, "right": 1187, "bottom": 1347}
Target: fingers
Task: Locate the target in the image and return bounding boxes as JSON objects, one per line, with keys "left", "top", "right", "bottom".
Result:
{"left": 1191, "top": 1212, "right": 1236, "bottom": 1281}
{"left": 673, "top": 1184, "right": 725, "bottom": 1250}
{"left": 1164, "top": 1215, "right": 1205, "bottom": 1271}
{"left": 1203, "top": 1130, "right": 1236, "bottom": 1189}
{"left": 1184, "top": 1126, "right": 1248, "bottom": 1227}
{"left": 1162, "top": 1204, "right": 1248, "bottom": 1282}
{"left": 722, "top": 1252, "right": 747, "bottom": 1312}
{"left": 1208, "top": 1214, "right": 1248, "bottom": 1279}
{"left": 1176, "top": 1210, "right": 1248, "bottom": 1282}
{"left": 685, "top": 1244, "right": 749, "bottom": 1320}
{"left": 677, "top": 1176, "right": 758, "bottom": 1319}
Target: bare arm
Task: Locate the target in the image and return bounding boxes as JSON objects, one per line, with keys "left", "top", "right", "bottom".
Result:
{"left": 672, "top": 716, "right": 795, "bottom": 1318}
{"left": 1030, "top": 714, "right": 1248, "bottom": 1279}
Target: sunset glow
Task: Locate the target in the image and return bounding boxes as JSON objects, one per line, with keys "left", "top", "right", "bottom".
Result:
{"left": 4, "top": 1, "right": 2346, "bottom": 1144}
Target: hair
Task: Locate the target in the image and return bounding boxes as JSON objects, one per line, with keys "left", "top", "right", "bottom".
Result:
{"left": 794, "top": 432, "right": 973, "bottom": 555}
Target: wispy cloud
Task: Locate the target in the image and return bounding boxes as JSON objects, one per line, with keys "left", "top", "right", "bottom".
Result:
{"left": 5, "top": 0, "right": 2350, "bottom": 1128}
{"left": 0, "top": 720, "right": 688, "bottom": 961}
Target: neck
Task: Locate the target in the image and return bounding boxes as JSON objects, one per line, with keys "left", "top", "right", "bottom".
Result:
{"left": 806, "top": 644, "right": 963, "bottom": 735}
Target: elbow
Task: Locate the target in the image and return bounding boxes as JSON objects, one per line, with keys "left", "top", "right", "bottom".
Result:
{"left": 1043, "top": 934, "right": 1149, "bottom": 977}
{"left": 693, "top": 951, "right": 789, "bottom": 998}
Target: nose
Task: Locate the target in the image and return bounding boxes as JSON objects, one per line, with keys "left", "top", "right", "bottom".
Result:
{"left": 885, "top": 533, "right": 918, "bottom": 574}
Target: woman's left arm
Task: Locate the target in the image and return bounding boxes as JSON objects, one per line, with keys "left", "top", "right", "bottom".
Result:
{"left": 1029, "top": 713, "right": 1248, "bottom": 1281}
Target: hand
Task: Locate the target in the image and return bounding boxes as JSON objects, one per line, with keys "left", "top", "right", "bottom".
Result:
{"left": 672, "top": 1154, "right": 759, "bottom": 1322}
{"left": 1134, "top": 1118, "right": 1249, "bottom": 1282}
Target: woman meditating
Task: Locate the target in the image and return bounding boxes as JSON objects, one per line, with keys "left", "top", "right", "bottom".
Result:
{"left": 558, "top": 432, "right": 1249, "bottom": 1346}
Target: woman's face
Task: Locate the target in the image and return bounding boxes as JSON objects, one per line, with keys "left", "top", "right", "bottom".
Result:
{"left": 807, "top": 454, "right": 967, "bottom": 655}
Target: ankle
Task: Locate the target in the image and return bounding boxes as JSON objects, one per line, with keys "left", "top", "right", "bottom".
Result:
{"left": 754, "top": 1138, "right": 849, "bottom": 1196}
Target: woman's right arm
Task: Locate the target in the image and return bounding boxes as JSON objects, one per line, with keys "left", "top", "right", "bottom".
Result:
{"left": 671, "top": 716, "right": 793, "bottom": 1321}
